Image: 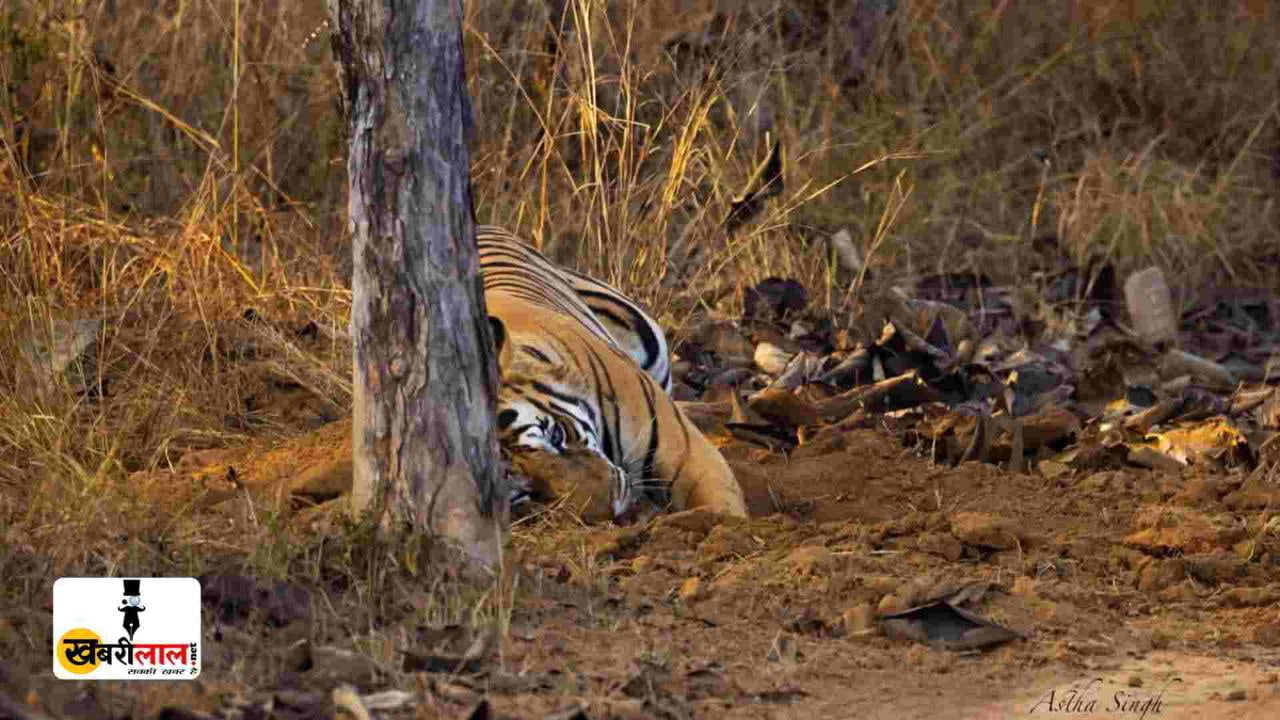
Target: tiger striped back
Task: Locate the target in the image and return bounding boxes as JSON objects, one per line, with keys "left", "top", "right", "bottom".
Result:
{"left": 476, "top": 226, "right": 672, "bottom": 392}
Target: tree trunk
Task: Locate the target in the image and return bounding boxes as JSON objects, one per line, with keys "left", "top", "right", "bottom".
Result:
{"left": 329, "top": 0, "right": 503, "bottom": 568}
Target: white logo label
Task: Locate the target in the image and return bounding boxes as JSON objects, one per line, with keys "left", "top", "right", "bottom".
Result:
{"left": 53, "top": 578, "right": 201, "bottom": 680}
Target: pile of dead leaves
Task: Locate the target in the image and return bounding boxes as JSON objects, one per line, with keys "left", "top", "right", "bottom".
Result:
{"left": 670, "top": 255, "right": 1280, "bottom": 489}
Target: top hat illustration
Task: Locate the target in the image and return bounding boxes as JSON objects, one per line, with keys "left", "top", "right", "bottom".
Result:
{"left": 119, "top": 579, "right": 145, "bottom": 640}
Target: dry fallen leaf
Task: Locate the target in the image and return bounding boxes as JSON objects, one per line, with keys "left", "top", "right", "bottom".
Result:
{"left": 1148, "top": 417, "right": 1245, "bottom": 465}
{"left": 748, "top": 388, "right": 822, "bottom": 428}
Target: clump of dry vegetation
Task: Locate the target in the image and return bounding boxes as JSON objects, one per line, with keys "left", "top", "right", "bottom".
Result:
{"left": 2, "top": 1, "right": 1280, "bottom": 714}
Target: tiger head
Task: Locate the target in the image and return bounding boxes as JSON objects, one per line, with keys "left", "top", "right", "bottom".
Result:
{"left": 488, "top": 316, "right": 635, "bottom": 520}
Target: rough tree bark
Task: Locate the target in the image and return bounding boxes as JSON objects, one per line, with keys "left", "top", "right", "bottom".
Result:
{"left": 329, "top": 0, "right": 503, "bottom": 567}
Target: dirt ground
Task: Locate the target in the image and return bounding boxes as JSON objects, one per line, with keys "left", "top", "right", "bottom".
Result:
{"left": 5, "top": 419, "right": 1278, "bottom": 720}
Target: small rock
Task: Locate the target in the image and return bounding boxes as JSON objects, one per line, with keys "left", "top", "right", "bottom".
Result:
{"left": 950, "top": 512, "right": 1022, "bottom": 550}
{"left": 1226, "top": 689, "right": 1247, "bottom": 702}
{"left": 786, "top": 545, "right": 835, "bottom": 575}
{"left": 916, "top": 532, "right": 963, "bottom": 561}
{"left": 1123, "top": 506, "right": 1222, "bottom": 554}
{"left": 754, "top": 342, "right": 795, "bottom": 375}
{"left": 1125, "top": 266, "right": 1177, "bottom": 346}
{"left": 1127, "top": 675, "right": 1143, "bottom": 688}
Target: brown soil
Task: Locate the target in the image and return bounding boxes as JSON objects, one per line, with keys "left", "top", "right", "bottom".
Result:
{"left": 6, "top": 422, "right": 1280, "bottom": 719}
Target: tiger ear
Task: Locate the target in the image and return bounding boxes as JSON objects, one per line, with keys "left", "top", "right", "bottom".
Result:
{"left": 488, "top": 315, "right": 514, "bottom": 371}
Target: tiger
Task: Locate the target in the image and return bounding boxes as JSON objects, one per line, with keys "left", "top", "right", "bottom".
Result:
{"left": 477, "top": 225, "right": 747, "bottom": 521}
{"left": 478, "top": 226, "right": 672, "bottom": 392}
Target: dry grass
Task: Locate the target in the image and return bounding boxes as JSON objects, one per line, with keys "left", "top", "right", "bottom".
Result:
{"left": 2, "top": 0, "right": 1279, "bottom": 598}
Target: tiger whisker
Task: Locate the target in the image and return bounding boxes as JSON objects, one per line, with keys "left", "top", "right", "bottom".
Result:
{"left": 617, "top": 428, "right": 651, "bottom": 467}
